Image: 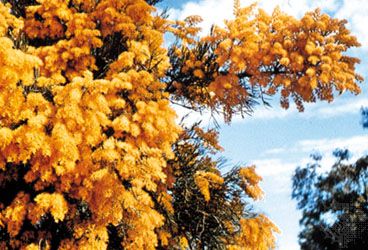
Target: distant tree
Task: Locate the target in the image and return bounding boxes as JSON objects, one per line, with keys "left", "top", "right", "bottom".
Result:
{"left": 292, "top": 150, "right": 368, "bottom": 249}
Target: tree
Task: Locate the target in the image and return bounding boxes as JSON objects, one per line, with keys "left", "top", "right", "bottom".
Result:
{"left": 161, "top": 123, "right": 278, "bottom": 249}
{"left": 293, "top": 112, "right": 368, "bottom": 250}
{"left": 292, "top": 150, "right": 368, "bottom": 249}
{"left": 0, "top": 0, "right": 362, "bottom": 249}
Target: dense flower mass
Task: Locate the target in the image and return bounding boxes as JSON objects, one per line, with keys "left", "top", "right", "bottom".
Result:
{"left": 167, "top": 4, "right": 362, "bottom": 121}
{"left": 0, "top": 0, "right": 362, "bottom": 249}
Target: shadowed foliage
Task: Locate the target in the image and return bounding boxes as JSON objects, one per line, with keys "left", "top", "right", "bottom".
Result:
{"left": 292, "top": 150, "right": 368, "bottom": 250}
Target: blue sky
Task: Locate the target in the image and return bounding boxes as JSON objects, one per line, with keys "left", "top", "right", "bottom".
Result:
{"left": 158, "top": 0, "right": 368, "bottom": 249}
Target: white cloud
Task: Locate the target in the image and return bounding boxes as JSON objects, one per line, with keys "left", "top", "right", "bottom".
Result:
{"left": 253, "top": 156, "right": 332, "bottom": 178}
{"left": 335, "top": 0, "right": 368, "bottom": 50}
{"left": 298, "top": 135, "right": 368, "bottom": 157}
{"left": 254, "top": 154, "right": 336, "bottom": 177}
{"left": 253, "top": 158, "right": 297, "bottom": 176}
{"left": 257, "top": 134, "right": 368, "bottom": 177}
{"left": 270, "top": 134, "right": 368, "bottom": 156}
{"left": 168, "top": 0, "right": 235, "bottom": 34}
{"left": 314, "top": 97, "right": 368, "bottom": 117}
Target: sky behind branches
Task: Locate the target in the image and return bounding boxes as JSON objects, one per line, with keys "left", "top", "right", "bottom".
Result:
{"left": 158, "top": 0, "right": 368, "bottom": 249}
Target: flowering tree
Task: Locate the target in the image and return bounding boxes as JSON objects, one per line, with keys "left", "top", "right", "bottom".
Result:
{"left": 0, "top": 0, "right": 362, "bottom": 249}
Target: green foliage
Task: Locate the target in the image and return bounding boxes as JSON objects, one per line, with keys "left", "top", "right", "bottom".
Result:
{"left": 168, "top": 125, "right": 248, "bottom": 249}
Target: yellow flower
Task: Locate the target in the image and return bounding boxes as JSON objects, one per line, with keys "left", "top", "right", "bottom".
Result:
{"left": 34, "top": 193, "right": 68, "bottom": 222}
